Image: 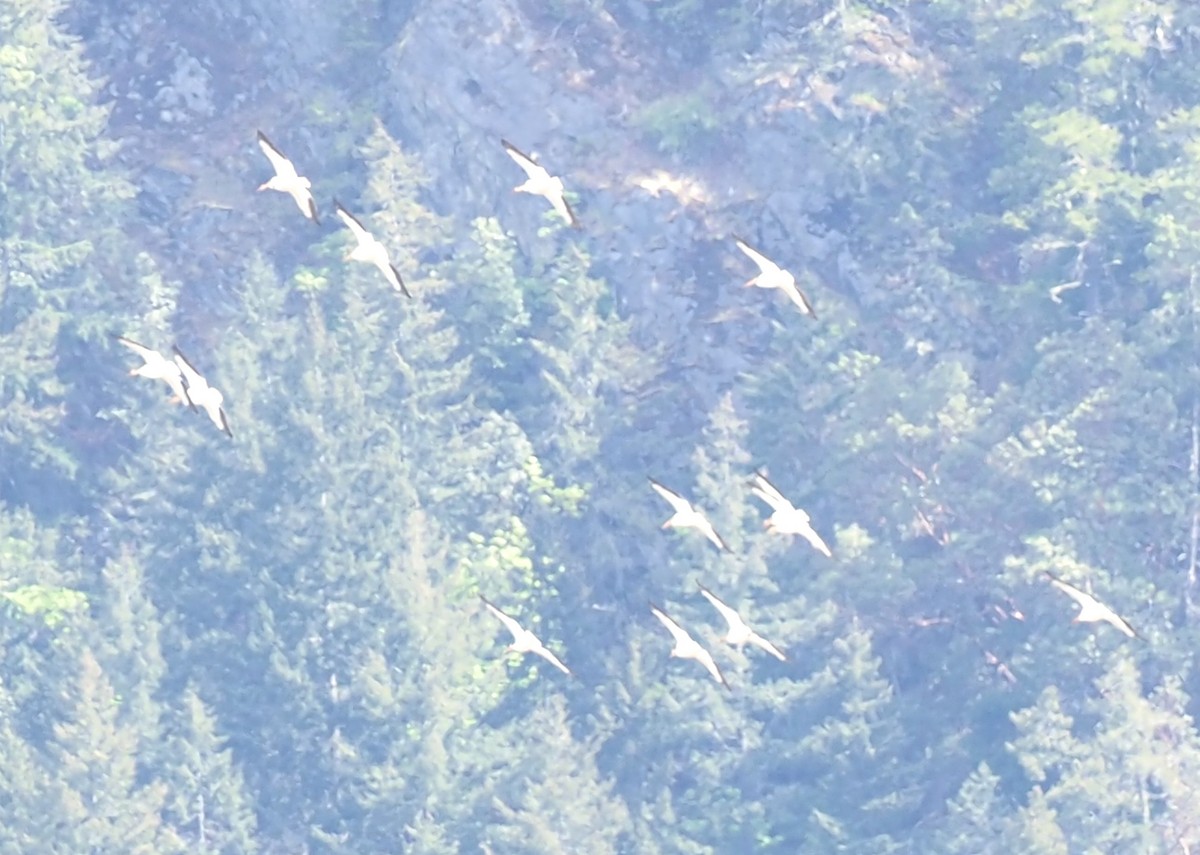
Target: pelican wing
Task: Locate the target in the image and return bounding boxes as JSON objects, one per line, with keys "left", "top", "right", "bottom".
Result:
{"left": 748, "top": 633, "right": 787, "bottom": 662}
{"left": 650, "top": 604, "right": 692, "bottom": 649}
{"left": 214, "top": 407, "right": 233, "bottom": 439}
{"left": 531, "top": 644, "right": 572, "bottom": 676}
{"left": 1046, "top": 573, "right": 1101, "bottom": 612}
{"left": 750, "top": 470, "right": 792, "bottom": 512}
{"left": 734, "top": 236, "right": 779, "bottom": 275}
{"left": 799, "top": 526, "right": 833, "bottom": 558}
{"left": 697, "top": 648, "right": 730, "bottom": 689}
{"left": 171, "top": 346, "right": 206, "bottom": 392}
{"left": 114, "top": 335, "right": 159, "bottom": 363}
{"left": 699, "top": 520, "right": 729, "bottom": 552}
{"left": 164, "top": 372, "right": 192, "bottom": 409}
{"left": 382, "top": 262, "right": 411, "bottom": 298}
{"left": 697, "top": 585, "right": 743, "bottom": 634}
{"left": 1045, "top": 573, "right": 1138, "bottom": 638}
{"left": 334, "top": 201, "right": 371, "bottom": 244}
{"left": 257, "top": 130, "right": 297, "bottom": 179}
{"left": 782, "top": 279, "right": 818, "bottom": 317}
{"left": 501, "top": 139, "right": 545, "bottom": 181}
{"left": 648, "top": 478, "right": 692, "bottom": 515}
{"left": 481, "top": 596, "right": 526, "bottom": 643}
{"left": 550, "top": 192, "right": 580, "bottom": 228}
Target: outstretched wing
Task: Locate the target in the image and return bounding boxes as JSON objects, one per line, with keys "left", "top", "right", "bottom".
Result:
{"left": 749, "top": 632, "right": 787, "bottom": 662}
{"left": 114, "top": 335, "right": 158, "bottom": 363}
{"left": 650, "top": 603, "right": 691, "bottom": 648}
{"left": 550, "top": 192, "right": 580, "bottom": 229}
{"left": 501, "top": 139, "right": 543, "bottom": 180}
{"left": 481, "top": 596, "right": 525, "bottom": 643}
{"left": 698, "top": 519, "right": 729, "bottom": 552}
{"left": 257, "top": 130, "right": 297, "bottom": 179}
{"left": 1045, "top": 573, "right": 1097, "bottom": 612}
{"left": 750, "top": 470, "right": 792, "bottom": 512}
{"left": 782, "top": 279, "right": 818, "bottom": 318}
{"left": 697, "top": 585, "right": 742, "bottom": 633}
{"left": 334, "top": 201, "right": 370, "bottom": 243}
{"left": 734, "top": 236, "right": 777, "bottom": 275}
{"left": 648, "top": 478, "right": 691, "bottom": 515}
{"left": 384, "top": 263, "right": 411, "bottom": 298}
{"left": 216, "top": 407, "right": 233, "bottom": 439}
{"left": 171, "top": 345, "right": 205, "bottom": 390}
{"left": 697, "top": 648, "right": 730, "bottom": 689}
{"left": 532, "top": 644, "right": 572, "bottom": 676}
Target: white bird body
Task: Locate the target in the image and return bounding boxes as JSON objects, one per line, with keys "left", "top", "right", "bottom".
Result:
{"left": 750, "top": 471, "right": 831, "bottom": 557}
{"left": 173, "top": 346, "right": 232, "bottom": 438}
{"left": 698, "top": 585, "right": 786, "bottom": 661}
{"left": 1045, "top": 573, "right": 1138, "bottom": 638}
{"left": 257, "top": 131, "right": 319, "bottom": 223}
{"left": 481, "top": 597, "right": 572, "bottom": 676}
{"left": 734, "top": 236, "right": 815, "bottom": 316}
{"left": 648, "top": 478, "right": 728, "bottom": 552}
{"left": 651, "top": 604, "right": 729, "bottom": 689}
{"left": 501, "top": 139, "right": 579, "bottom": 228}
{"left": 333, "top": 201, "right": 411, "bottom": 297}
{"left": 114, "top": 335, "right": 192, "bottom": 408}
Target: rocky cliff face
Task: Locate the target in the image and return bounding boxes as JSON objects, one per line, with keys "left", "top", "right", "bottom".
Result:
{"left": 72, "top": 0, "right": 863, "bottom": 421}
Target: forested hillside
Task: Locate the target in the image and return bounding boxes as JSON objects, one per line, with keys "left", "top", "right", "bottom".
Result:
{"left": 3, "top": 0, "right": 1200, "bottom": 851}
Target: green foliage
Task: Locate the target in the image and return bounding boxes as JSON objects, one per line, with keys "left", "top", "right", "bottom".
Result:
{"left": 8, "top": 0, "right": 1200, "bottom": 850}
{"left": 0, "top": 584, "right": 87, "bottom": 625}
{"left": 632, "top": 90, "right": 722, "bottom": 155}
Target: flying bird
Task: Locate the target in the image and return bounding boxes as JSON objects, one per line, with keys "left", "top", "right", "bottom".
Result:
{"left": 733, "top": 236, "right": 816, "bottom": 317}
{"left": 256, "top": 130, "right": 319, "bottom": 223}
{"left": 333, "top": 201, "right": 411, "bottom": 297}
{"left": 697, "top": 584, "right": 786, "bottom": 661}
{"left": 750, "top": 470, "right": 832, "bottom": 557}
{"left": 648, "top": 478, "right": 729, "bottom": 552}
{"left": 114, "top": 335, "right": 192, "bottom": 409}
{"left": 480, "top": 596, "right": 572, "bottom": 676}
{"left": 501, "top": 139, "right": 579, "bottom": 228}
{"left": 1045, "top": 573, "right": 1138, "bottom": 639}
{"left": 650, "top": 603, "right": 729, "bottom": 689}
{"left": 173, "top": 346, "right": 232, "bottom": 438}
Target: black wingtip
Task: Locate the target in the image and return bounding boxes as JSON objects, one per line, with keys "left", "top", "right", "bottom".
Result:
{"left": 391, "top": 266, "right": 412, "bottom": 299}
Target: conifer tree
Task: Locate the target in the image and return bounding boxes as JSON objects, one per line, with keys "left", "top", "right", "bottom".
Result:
{"left": 161, "top": 687, "right": 260, "bottom": 854}
{"left": 0, "top": 0, "right": 137, "bottom": 503}
{"left": 49, "top": 649, "right": 181, "bottom": 853}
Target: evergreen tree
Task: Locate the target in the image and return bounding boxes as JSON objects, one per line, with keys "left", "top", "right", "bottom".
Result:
{"left": 0, "top": 0, "right": 138, "bottom": 507}
{"left": 161, "top": 687, "right": 259, "bottom": 854}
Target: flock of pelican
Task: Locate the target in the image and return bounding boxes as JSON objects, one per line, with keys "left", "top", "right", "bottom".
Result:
{"left": 115, "top": 129, "right": 1141, "bottom": 693}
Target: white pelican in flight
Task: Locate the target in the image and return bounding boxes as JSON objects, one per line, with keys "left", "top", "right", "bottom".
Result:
{"left": 256, "top": 130, "right": 319, "bottom": 223}
{"left": 697, "top": 585, "right": 786, "bottom": 661}
{"left": 501, "top": 139, "right": 579, "bottom": 228}
{"left": 114, "top": 335, "right": 192, "bottom": 409}
{"left": 1045, "top": 573, "right": 1138, "bottom": 638}
{"left": 648, "top": 478, "right": 728, "bottom": 552}
{"left": 750, "top": 470, "right": 831, "bottom": 557}
{"left": 480, "top": 596, "right": 572, "bottom": 676}
{"left": 650, "top": 604, "right": 729, "bottom": 689}
{"left": 173, "top": 346, "right": 232, "bottom": 438}
{"left": 333, "top": 201, "right": 411, "bottom": 298}
{"left": 733, "top": 236, "right": 815, "bottom": 317}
